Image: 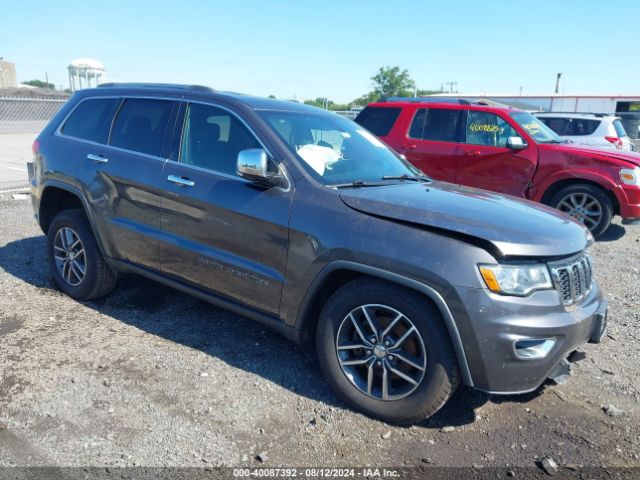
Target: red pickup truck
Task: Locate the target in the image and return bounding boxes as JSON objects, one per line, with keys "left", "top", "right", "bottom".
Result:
{"left": 356, "top": 99, "right": 640, "bottom": 236}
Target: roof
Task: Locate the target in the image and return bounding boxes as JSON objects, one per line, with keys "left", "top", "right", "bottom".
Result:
{"left": 92, "top": 83, "right": 328, "bottom": 114}
{"left": 370, "top": 97, "right": 519, "bottom": 111}
{"left": 534, "top": 112, "right": 619, "bottom": 118}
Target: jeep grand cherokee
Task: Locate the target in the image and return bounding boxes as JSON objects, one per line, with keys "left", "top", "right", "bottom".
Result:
{"left": 28, "top": 84, "right": 608, "bottom": 424}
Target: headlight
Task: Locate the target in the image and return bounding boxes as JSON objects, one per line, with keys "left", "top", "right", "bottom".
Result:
{"left": 620, "top": 168, "right": 640, "bottom": 186}
{"left": 478, "top": 264, "right": 553, "bottom": 296}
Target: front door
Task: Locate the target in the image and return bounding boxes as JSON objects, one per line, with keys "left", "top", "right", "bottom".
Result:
{"left": 157, "top": 101, "right": 292, "bottom": 315}
{"left": 455, "top": 110, "right": 538, "bottom": 197}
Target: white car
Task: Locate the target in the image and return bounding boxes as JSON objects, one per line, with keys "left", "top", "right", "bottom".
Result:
{"left": 535, "top": 112, "right": 633, "bottom": 151}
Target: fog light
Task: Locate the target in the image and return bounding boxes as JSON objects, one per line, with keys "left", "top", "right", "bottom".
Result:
{"left": 514, "top": 338, "right": 556, "bottom": 359}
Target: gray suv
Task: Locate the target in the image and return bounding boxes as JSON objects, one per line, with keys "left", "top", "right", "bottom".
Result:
{"left": 28, "top": 84, "right": 608, "bottom": 424}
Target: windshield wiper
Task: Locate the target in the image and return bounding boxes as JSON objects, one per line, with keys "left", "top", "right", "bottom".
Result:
{"left": 382, "top": 174, "right": 431, "bottom": 182}
{"left": 333, "top": 180, "right": 389, "bottom": 189}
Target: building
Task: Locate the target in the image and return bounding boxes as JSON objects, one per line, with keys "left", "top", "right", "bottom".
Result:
{"left": 68, "top": 58, "right": 106, "bottom": 92}
{"left": 0, "top": 59, "right": 18, "bottom": 88}
{"left": 428, "top": 93, "right": 640, "bottom": 114}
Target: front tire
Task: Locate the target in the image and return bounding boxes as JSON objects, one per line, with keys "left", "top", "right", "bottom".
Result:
{"left": 316, "top": 278, "right": 459, "bottom": 424}
{"left": 549, "top": 184, "right": 613, "bottom": 237}
{"left": 47, "top": 209, "right": 117, "bottom": 300}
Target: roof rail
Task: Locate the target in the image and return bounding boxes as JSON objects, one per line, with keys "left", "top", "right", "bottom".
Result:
{"left": 97, "top": 83, "right": 215, "bottom": 93}
{"left": 384, "top": 96, "right": 470, "bottom": 105}
{"left": 534, "top": 111, "right": 614, "bottom": 117}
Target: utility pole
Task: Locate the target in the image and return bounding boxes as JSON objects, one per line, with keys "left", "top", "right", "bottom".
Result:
{"left": 445, "top": 81, "right": 458, "bottom": 93}
{"left": 555, "top": 73, "right": 562, "bottom": 94}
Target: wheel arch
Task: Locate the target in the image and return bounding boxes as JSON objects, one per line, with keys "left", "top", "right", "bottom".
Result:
{"left": 539, "top": 177, "right": 620, "bottom": 216}
{"left": 38, "top": 182, "right": 107, "bottom": 255}
{"left": 295, "top": 261, "right": 474, "bottom": 387}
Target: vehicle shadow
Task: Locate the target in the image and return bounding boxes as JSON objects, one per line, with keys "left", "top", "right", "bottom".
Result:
{"left": 0, "top": 235, "right": 489, "bottom": 428}
{"left": 597, "top": 223, "right": 626, "bottom": 242}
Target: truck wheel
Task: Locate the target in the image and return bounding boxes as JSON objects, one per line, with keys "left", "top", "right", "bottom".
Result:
{"left": 316, "top": 278, "right": 459, "bottom": 424}
{"left": 549, "top": 184, "right": 613, "bottom": 237}
{"left": 47, "top": 209, "right": 117, "bottom": 300}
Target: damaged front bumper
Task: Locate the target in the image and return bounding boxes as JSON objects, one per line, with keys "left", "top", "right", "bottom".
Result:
{"left": 453, "top": 282, "right": 608, "bottom": 395}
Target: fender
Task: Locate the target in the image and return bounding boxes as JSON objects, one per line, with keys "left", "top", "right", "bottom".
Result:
{"left": 532, "top": 169, "right": 619, "bottom": 203}
{"left": 39, "top": 180, "right": 109, "bottom": 258}
{"left": 296, "top": 260, "right": 474, "bottom": 387}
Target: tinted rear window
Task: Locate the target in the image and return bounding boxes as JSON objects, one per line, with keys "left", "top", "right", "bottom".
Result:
{"left": 110, "top": 98, "right": 174, "bottom": 157}
{"left": 613, "top": 119, "right": 627, "bottom": 137}
{"left": 61, "top": 98, "right": 121, "bottom": 143}
{"left": 355, "top": 107, "right": 401, "bottom": 136}
{"left": 413, "top": 108, "right": 460, "bottom": 142}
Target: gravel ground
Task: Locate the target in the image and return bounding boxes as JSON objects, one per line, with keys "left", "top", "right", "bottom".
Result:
{"left": 0, "top": 196, "right": 639, "bottom": 471}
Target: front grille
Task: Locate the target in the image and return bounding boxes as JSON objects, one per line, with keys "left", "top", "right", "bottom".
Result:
{"left": 548, "top": 253, "right": 592, "bottom": 306}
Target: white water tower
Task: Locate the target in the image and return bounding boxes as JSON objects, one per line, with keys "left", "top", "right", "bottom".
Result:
{"left": 68, "top": 58, "right": 106, "bottom": 91}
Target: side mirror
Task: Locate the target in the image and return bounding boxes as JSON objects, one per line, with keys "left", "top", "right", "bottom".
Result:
{"left": 236, "top": 149, "right": 283, "bottom": 187}
{"left": 506, "top": 136, "right": 528, "bottom": 150}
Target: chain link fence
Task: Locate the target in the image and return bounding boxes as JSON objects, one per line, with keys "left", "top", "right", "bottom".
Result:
{"left": 616, "top": 113, "right": 640, "bottom": 151}
{"left": 0, "top": 96, "right": 68, "bottom": 135}
{"left": 0, "top": 96, "right": 68, "bottom": 190}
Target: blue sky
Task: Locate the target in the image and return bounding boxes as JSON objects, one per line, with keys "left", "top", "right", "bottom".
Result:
{"left": 3, "top": 0, "right": 639, "bottom": 102}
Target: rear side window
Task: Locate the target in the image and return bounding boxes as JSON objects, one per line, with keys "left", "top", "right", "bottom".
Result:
{"left": 539, "top": 117, "right": 600, "bottom": 136}
{"left": 355, "top": 107, "right": 401, "bottom": 136}
{"left": 410, "top": 108, "right": 460, "bottom": 142}
{"left": 613, "top": 119, "right": 627, "bottom": 137}
{"left": 110, "top": 98, "right": 174, "bottom": 157}
{"left": 61, "top": 98, "right": 121, "bottom": 143}
{"left": 539, "top": 117, "right": 570, "bottom": 135}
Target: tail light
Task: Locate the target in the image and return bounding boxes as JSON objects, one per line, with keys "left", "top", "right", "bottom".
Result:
{"left": 32, "top": 139, "right": 40, "bottom": 155}
{"left": 605, "top": 136, "right": 623, "bottom": 148}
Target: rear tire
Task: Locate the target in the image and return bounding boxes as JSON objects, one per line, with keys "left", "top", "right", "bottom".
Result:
{"left": 47, "top": 209, "right": 117, "bottom": 300}
{"left": 316, "top": 278, "right": 459, "bottom": 424}
{"left": 549, "top": 184, "right": 613, "bottom": 237}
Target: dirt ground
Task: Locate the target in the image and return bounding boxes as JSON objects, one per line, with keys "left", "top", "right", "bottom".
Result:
{"left": 0, "top": 196, "right": 639, "bottom": 473}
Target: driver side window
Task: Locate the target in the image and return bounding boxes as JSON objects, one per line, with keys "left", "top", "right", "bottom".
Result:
{"left": 180, "top": 103, "right": 260, "bottom": 176}
{"left": 465, "top": 111, "right": 518, "bottom": 147}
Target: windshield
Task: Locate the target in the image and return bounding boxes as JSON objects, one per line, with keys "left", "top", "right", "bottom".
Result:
{"left": 510, "top": 111, "right": 562, "bottom": 143}
{"left": 258, "top": 110, "right": 421, "bottom": 185}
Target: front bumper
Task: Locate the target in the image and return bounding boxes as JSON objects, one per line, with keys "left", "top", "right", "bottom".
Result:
{"left": 450, "top": 281, "right": 607, "bottom": 394}
{"left": 615, "top": 184, "right": 640, "bottom": 219}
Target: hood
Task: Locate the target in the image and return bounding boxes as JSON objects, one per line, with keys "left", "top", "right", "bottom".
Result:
{"left": 543, "top": 143, "right": 640, "bottom": 167}
{"left": 339, "top": 182, "right": 591, "bottom": 258}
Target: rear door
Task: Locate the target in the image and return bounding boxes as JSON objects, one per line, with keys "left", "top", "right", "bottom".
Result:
{"left": 455, "top": 110, "right": 537, "bottom": 197}
{"left": 77, "top": 97, "right": 176, "bottom": 269}
{"left": 398, "top": 107, "right": 461, "bottom": 181}
{"left": 157, "top": 101, "right": 292, "bottom": 315}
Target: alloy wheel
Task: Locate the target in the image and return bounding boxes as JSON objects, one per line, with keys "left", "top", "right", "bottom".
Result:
{"left": 335, "top": 304, "right": 427, "bottom": 401}
{"left": 53, "top": 227, "right": 86, "bottom": 286}
{"left": 557, "top": 192, "right": 603, "bottom": 230}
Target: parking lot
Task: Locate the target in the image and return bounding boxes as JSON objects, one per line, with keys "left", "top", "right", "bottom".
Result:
{"left": 0, "top": 192, "right": 639, "bottom": 470}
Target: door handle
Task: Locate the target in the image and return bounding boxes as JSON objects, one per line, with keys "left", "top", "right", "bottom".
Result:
{"left": 87, "top": 153, "right": 108, "bottom": 163}
{"left": 464, "top": 149, "right": 481, "bottom": 156}
{"left": 402, "top": 144, "right": 417, "bottom": 151}
{"left": 167, "top": 174, "right": 195, "bottom": 187}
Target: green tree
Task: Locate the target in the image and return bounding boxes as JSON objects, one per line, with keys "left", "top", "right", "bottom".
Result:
{"left": 22, "top": 79, "right": 55, "bottom": 90}
{"left": 371, "top": 66, "right": 415, "bottom": 100}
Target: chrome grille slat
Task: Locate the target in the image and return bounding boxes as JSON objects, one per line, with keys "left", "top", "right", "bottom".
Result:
{"left": 549, "top": 253, "right": 593, "bottom": 306}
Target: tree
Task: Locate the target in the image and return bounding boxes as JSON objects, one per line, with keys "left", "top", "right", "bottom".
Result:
{"left": 22, "top": 79, "right": 55, "bottom": 90}
{"left": 350, "top": 66, "right": 417, "bottom": 105}
{"left": 370, "top": 66, "right": 415, "bottom": 100}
